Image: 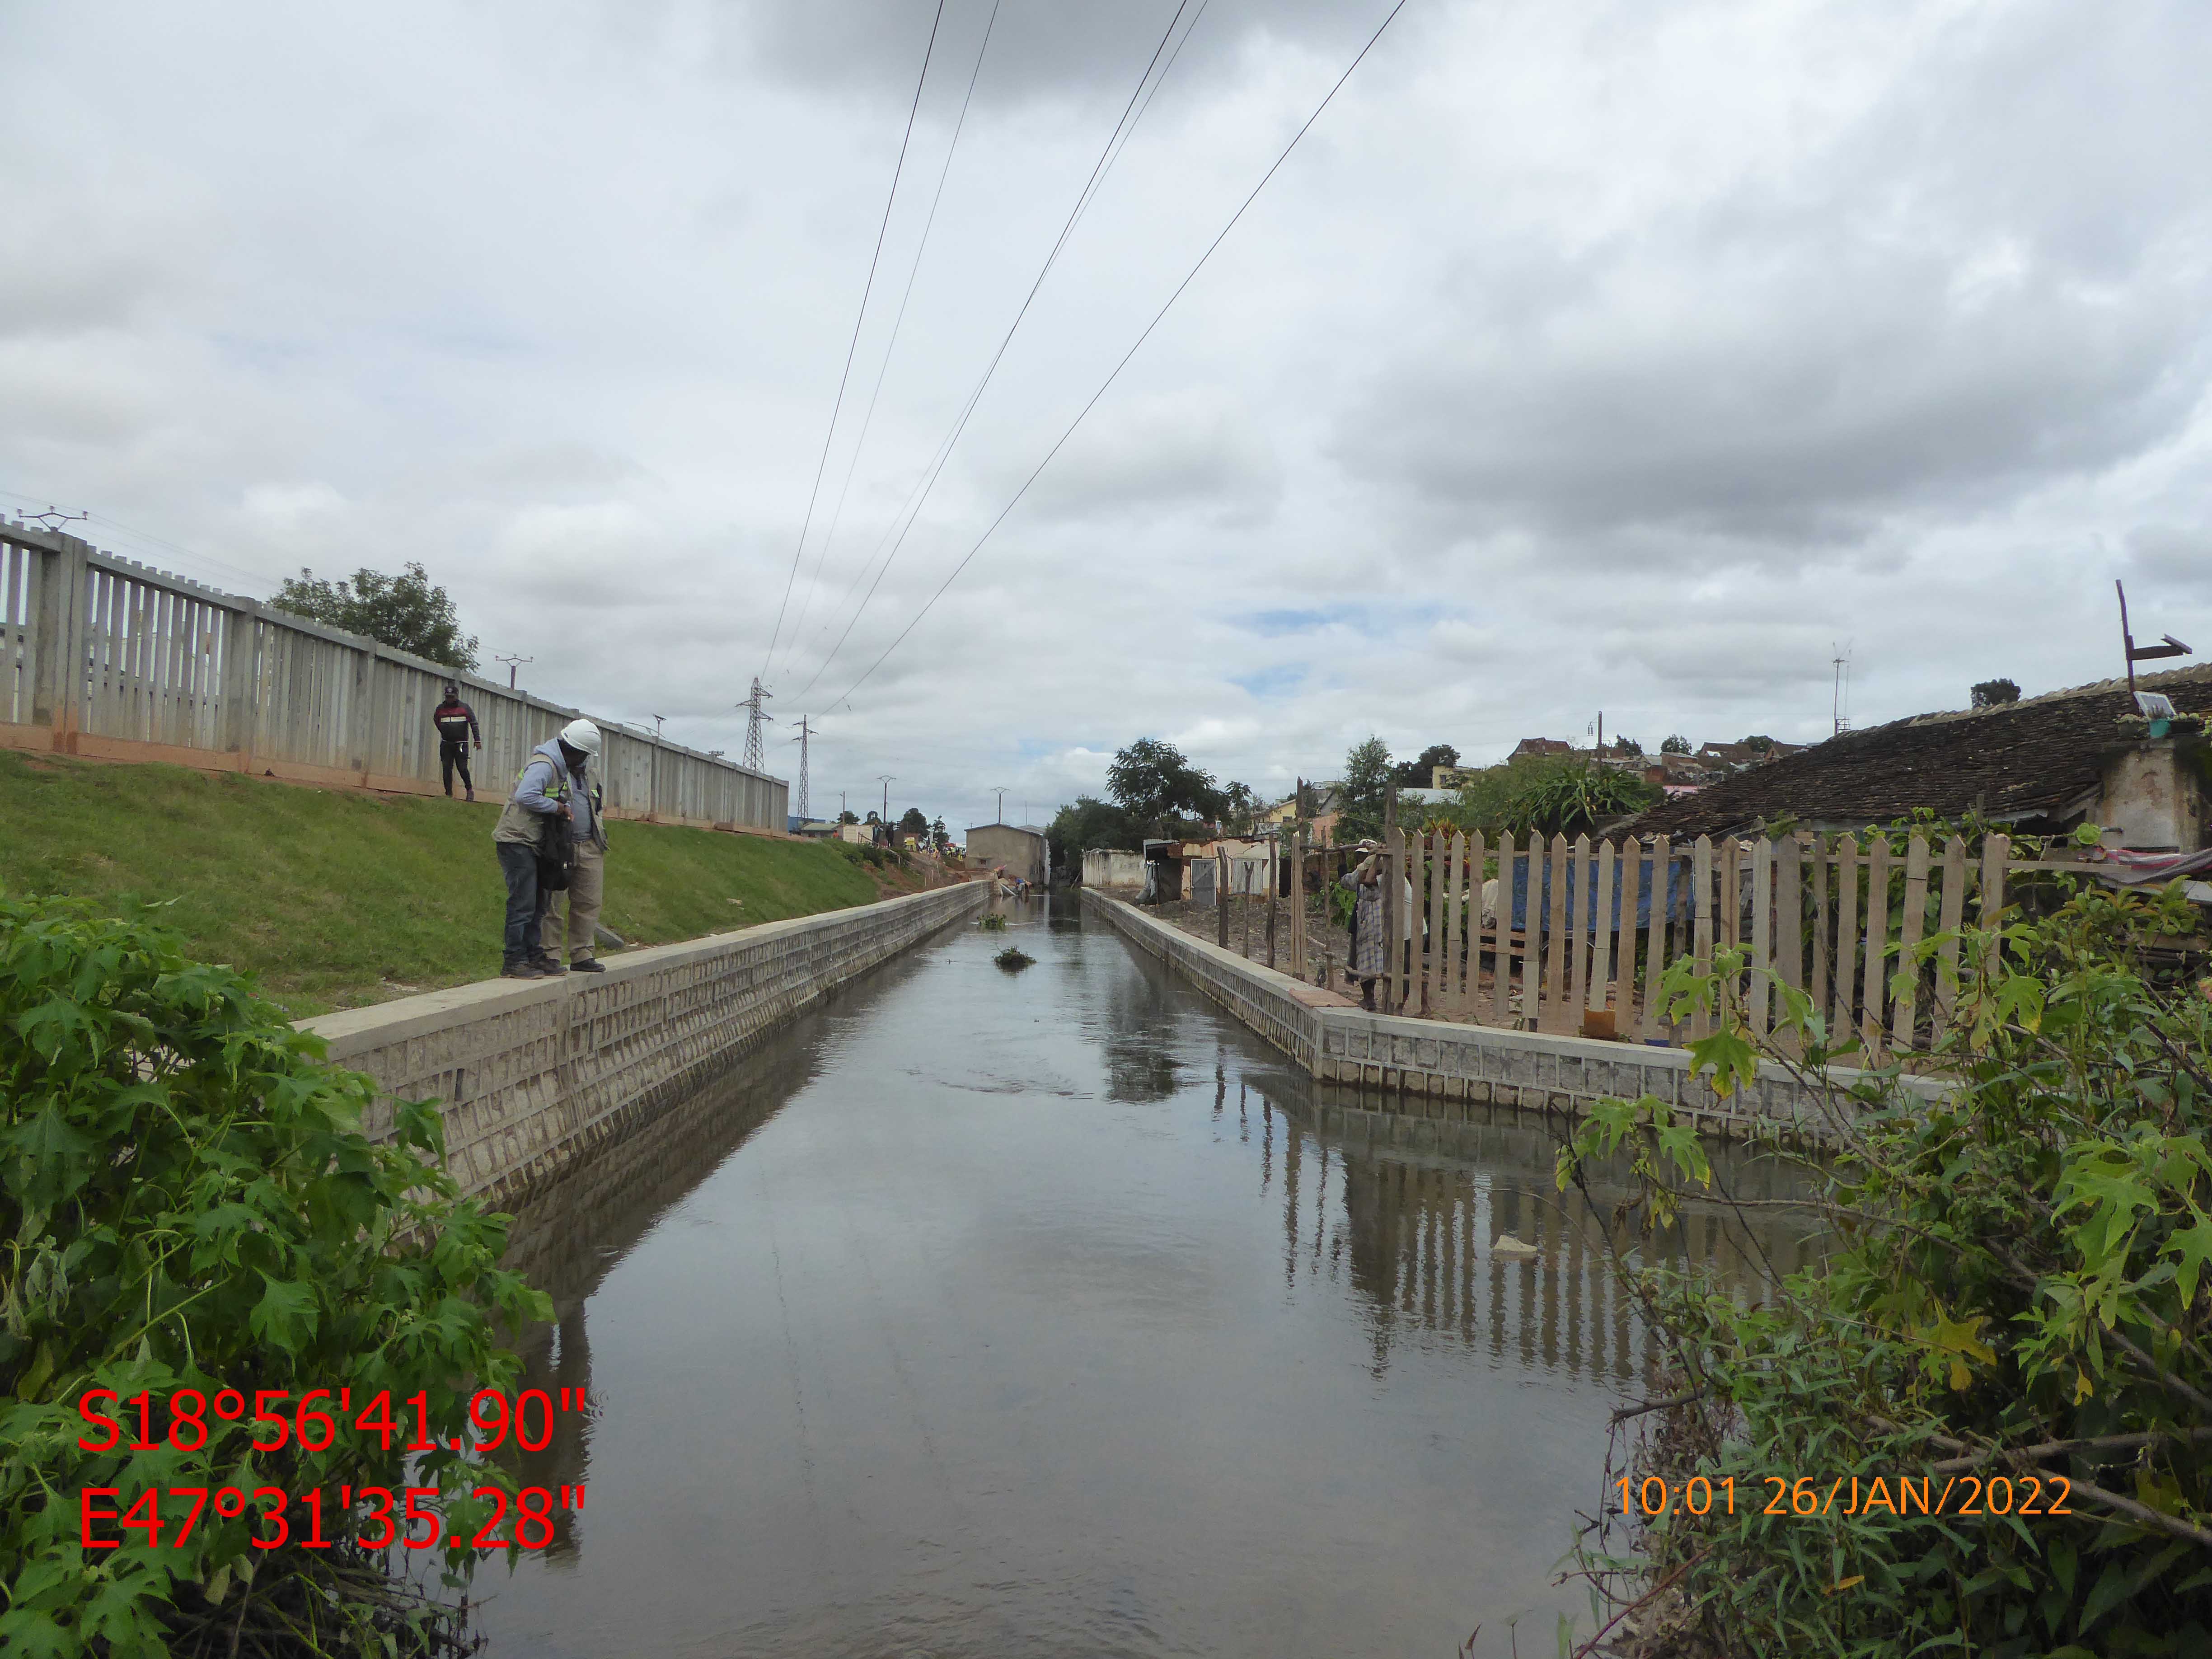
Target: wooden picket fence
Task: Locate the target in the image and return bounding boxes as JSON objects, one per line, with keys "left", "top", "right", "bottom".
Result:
{"left": 1364, "top": 826, "right": 2091, "bottom": 1061}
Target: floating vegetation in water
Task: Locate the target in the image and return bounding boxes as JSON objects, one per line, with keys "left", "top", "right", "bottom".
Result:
{"left": 994, "top": 945, "right": 1034, "bottom": 970}
{"left": 979, "top": 913, "right": 1008, "bottom": 932}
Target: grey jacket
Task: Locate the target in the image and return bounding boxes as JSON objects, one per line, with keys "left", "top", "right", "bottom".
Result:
{"left": 492, "top": 740, "right": 575, "bottom": 846}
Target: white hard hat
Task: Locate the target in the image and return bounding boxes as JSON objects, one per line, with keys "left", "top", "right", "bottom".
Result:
{"left": 560, "top": 719, "right": 602, "bottom": 757}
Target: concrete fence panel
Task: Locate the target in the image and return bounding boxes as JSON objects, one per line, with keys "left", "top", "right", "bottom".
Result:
{"left": 0, "top": 520, "right": 787, "bottom": 830}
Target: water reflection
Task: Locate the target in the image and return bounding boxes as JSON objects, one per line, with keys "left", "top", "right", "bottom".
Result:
{"left": 475, "top": 900, "right": 1812, "bottom": 1657}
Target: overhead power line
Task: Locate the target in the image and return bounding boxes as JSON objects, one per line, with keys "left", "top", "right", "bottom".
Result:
{"left": 825, "top": 0, "right": 1412, "bottom": 712}
{"left": 790, "top": 0, "right": 1201, "bottom": 702}
{"left": 787, "top": 0, "right": 1003, "bottom": 664}
{"left": 760, "top": 0, "right": 948, "bottom": 682}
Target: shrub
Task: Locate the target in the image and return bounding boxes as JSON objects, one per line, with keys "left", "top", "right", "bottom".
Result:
{"left": 0, "top": 893, "right": 548, "bottom": 1655}
{"left": 1558, "top": 883, "right": 2212, "bottom": 1655}
{"left": 1497, "top": 761, "right": 1659, "bottom": 838}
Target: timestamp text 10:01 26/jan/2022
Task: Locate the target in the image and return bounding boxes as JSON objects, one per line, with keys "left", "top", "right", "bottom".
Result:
{"left": 1620, "top": 1473, "right": 2074, "bottom": 1519}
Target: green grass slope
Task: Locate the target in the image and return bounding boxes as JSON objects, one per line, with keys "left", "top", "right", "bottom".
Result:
{"left": 0, "top": 751, "right": 890, "bottom": 1017}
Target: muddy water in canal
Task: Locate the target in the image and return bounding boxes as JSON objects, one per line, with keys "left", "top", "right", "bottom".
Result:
{"left": 478, "top": 898, "right": 1813, "bottom": 1658}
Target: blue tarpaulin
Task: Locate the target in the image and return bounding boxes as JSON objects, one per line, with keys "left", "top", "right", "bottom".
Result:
{"left": 1507, "top": 854, "right": 1691, "bottom": 934}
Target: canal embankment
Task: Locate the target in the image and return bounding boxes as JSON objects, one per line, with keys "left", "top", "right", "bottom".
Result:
{"left": 1082, "top": 886, "right": 1946, "bottom": 1138}
{"left": 0, "top": 747, "right": 930, "bottom": 1017}
{"left": 301, "top": 881, "right": 986, "bottom": 1204}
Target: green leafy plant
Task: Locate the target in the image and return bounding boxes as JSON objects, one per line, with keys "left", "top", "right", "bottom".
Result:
{"left": 1555, "top": 884, "right": 2212, "bottom": 1655}
{"left": 978, "top": 913, "right": 1008, "bottom": 933}
{"left": 0, "top": 892, "right": 549, "bottom": 1655}
{"left": 993, "top": 946, "right": 1034, "bottom": 971}
{"left": 1498, "top": 762, "right": 1659, "bottom": 839}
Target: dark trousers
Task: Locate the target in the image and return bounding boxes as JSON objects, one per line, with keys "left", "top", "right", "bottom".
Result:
{"left": 441, "top": 740, "right": 474, "bottom": 796}
{"left": 497, "top": 842, "right": 552, "bottom": 966}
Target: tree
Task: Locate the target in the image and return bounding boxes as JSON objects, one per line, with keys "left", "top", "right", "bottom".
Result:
{"left": 1660, "top": 734, "right": 1692, "bottom": 755}
{"left": 839, "top": 810, "right": 859, "bottom": 825}
{"left": 1219, "top": 781, "right": 1263, "bottom": 836}
{"left": 1609, "top": 735, "right": 1644, "bottom": 756}
{"left": 1736, "top": 733, "right": 1776, "bottom": 754}
{"left": 1106, "top": 738, "right": 1223, "bottom": 827}
{"left": 1047, "top": 795, "right": 1140, "bottom": 872}
{"left": 1971, "top": 677, "right": 2021, "bottom": 708}
{"left": 269, "top": 561, "right": 479, "bottom": 670}
{"left": 898, "top": 806, "right": 928, "bottom": 838}
{"left": 1338, "top": 735, "right": 1393, "bottom": 841}
{"left": 1390, "top": 742, "right": 1461, "bottom": 788}
{"left": 929, "top": 815, "right": 949, "bottom": 852}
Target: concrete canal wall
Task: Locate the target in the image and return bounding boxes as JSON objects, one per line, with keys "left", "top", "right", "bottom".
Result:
{"left": 1082, "top": 888, "right": 1943, "bottom": 1139}
{"left": 302, "top": 882, "right": 986, "bottom": 1205}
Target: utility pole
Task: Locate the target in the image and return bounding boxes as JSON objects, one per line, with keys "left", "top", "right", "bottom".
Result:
{"left": 878, "top": 774, "right": 895, "bottom": 832}
{"left": 496, "top": 653, "right": 532, "bottom": 689}
{"left": 1832, "top": 647, "right": 1851, "bottom": 735}
{"left": 648, "top": 714, "right": 665, "bottom": 822}
{"left": 788, "top": 716, "right": 813, "bottom": 821}
{"left": 739, "top": 677, "right": 773, "bottom": 771}
{"left": 992, "top": 785, "right": 1008, "bottom": 824}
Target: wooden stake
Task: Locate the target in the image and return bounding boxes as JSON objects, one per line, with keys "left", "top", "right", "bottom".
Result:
{"left": 1891, "top": 834, "right": 1931, "bottom": 1054}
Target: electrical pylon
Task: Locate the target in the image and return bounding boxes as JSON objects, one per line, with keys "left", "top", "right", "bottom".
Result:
{"left": 788, "top": 716, "right": 813, "bottom": 821}
{"left": 740, "top": 677, "right": 773, "bottom": 771}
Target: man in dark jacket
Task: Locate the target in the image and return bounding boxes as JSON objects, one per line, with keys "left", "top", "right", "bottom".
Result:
{"left": 432, "top": 682, "right": 482, "bottom": 801}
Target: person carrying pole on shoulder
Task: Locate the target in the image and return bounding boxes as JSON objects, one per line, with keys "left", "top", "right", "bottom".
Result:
{"left": 545, "top": 729, "right": 610, "bottom": 973}
{"left": 492, "top": 719, "right": 599, "bottom": 979}
{"left": 433, "top": 681, "right": 483, "bottom": 801}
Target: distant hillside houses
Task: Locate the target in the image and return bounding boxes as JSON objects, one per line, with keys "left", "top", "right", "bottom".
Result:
{"left": 1622, "top": 664, "right": 2212, "bottom": 853}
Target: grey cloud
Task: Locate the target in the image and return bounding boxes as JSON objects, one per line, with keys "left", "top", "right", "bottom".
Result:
{"left": 2128, "top": 525, "right": 2212, "bottom": 591}
{"left": 6, "top": 0, "right": 2209, "bottom": 833}
{"left": 1013, "top": 392, "right": 1281, "bottom": 521}
{"left": 1337, "top": 1, "right": 2212, "bottom": 556}
{"left": 722, "top": 0, "right": 1358, "bottom": 111}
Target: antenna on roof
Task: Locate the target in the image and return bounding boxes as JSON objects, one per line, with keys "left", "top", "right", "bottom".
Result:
{"left": 2116, "top": 580, "right": 2193, "bottom": 697}
{"left": 1831, "top": 642, "right": 1852, "bottom": 735}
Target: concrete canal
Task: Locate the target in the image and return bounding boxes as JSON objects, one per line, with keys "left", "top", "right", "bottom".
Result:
{"left": 477, "top": 896, "right": 1811, "bottom": 1657}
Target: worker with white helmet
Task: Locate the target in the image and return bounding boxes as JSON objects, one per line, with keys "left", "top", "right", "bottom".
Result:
{"left": 543, "top": 718, "right": 611, "bottom": 974}
{"left": 492, "top": 717, "right": 602, "bottom": 978}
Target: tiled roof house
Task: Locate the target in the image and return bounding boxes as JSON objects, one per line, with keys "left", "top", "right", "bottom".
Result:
{"left": 1623, "top": 665, "right": 2212, "bottom": 852}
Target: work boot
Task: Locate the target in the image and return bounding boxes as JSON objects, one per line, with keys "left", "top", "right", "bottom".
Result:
{"left": 503, "top": 961, "right": 548, "bottom": 979}
{"left": 570, "top": 957, "right": 606, "bottom": 973}
{"left": 532, "top": 955, "right": 568, "bottom": 975}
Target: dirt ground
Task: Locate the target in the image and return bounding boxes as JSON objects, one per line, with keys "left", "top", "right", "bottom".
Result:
{"left": 1149, "top": 892, "right": 1551, "bottom": 1026}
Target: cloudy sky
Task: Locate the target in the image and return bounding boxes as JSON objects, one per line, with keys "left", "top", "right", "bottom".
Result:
{"left": 5, "top": 0, "right": 2209, "bottom": 831}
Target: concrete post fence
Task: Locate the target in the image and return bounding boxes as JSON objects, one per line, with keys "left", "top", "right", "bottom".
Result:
{"left": 0, "top": 521, "right": 788, "bottom": 831}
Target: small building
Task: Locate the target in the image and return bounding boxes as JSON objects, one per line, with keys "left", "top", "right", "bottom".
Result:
{"left": 1082, "top": 848, "right": 1147, "bottom": 890}
{"left": 1266, "top": 782, "right": 1347, "bottom": 847}
{"left": 966, "top": 822, "right": 1048, "bottom": 886}
{"left": 1622, "top": 665, "right": 2212, "bottom": 852}
{"left": 1509, "top": 737, "right": 1575, "bottom": 762}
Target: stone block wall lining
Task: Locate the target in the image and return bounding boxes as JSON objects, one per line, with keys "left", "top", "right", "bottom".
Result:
{"left": 1081, "top": 888, "right": 1942, "bottom": 1142}
{"left": 302, "top": 883, "right": 986, "bottom": 1207}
